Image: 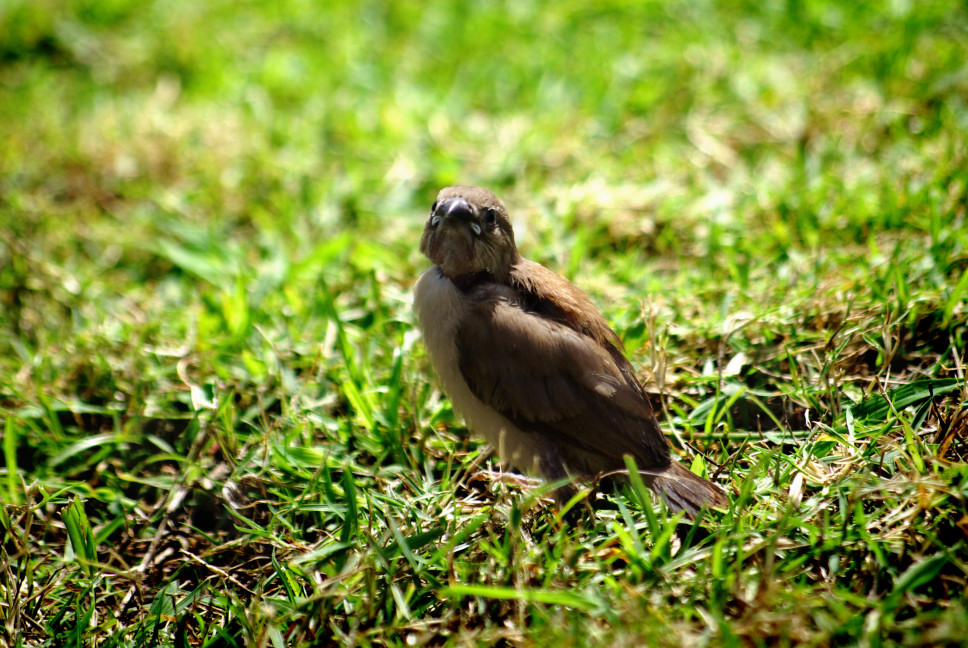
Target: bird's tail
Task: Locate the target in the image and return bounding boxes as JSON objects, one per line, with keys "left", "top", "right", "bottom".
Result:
{"left": 647, "top": 461, "right": 728, "bottom": 518}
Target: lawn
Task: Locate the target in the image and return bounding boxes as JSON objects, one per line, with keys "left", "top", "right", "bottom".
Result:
{"left": 1, "top": 0, "right": 967, "bottom": 645}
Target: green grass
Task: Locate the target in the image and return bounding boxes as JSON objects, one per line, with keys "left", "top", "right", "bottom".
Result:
{"left": 2, "top": 0, "right": 968, "bottom": 645}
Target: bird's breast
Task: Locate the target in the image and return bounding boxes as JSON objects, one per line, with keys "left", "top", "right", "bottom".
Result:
{"left": 413, "top": 268, "right": 469, "bottom": 394}
{"left": 412, "top": 268, "right": 546, "bottom": 473}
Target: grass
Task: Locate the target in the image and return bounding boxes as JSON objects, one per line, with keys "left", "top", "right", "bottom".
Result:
{"left": 1, "top": 0, "right": 967, "bottom": 645}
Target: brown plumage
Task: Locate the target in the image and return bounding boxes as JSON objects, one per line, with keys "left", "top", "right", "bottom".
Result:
{"left": 413, "top": 186, "right": 727, "bottom": 517}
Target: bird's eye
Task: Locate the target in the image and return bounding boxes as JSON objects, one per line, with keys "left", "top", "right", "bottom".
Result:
{"left": 483, "top": 208, "right": 498, "bottom": 227}
{"left": 431, "top": 201, "right": 438, "bottom": 213}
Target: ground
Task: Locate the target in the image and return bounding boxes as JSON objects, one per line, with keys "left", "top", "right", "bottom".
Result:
{"left": 1, "top": 1, "right": 967, "bottom": 646}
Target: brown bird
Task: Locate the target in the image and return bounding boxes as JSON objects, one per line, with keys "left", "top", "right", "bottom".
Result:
{"left": 413, "top": 186, "right": 727, "bottom": 517}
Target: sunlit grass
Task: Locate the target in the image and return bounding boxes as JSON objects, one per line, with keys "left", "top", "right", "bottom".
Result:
{"left": 1, "top": 0, "right": 967, "bottom": 645}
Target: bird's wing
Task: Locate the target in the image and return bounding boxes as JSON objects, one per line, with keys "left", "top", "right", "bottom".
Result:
{"left": 455, "top": 291, "right": 669, "bottom": 465}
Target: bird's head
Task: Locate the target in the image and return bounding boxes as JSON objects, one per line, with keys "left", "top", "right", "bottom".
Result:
{"left": 420, "top": 186, "right": 519, "bottom": 284}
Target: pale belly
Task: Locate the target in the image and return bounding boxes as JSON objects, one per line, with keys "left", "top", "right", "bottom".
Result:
{"left": 412, "top": 267, "right": 549, "bottom": 475}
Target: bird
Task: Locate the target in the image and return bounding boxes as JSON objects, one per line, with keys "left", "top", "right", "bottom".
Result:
{"left": 412, "top": 185, "right": 727, "bottom": 517}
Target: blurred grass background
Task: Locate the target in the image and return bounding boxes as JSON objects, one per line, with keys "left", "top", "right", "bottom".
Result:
{"left": 1, "top": 0, "right": 967, "bottom": 645}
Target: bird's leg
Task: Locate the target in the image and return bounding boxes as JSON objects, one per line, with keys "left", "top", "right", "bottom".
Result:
{"left": 533, "top": 439, "right": 597, "bottom": 521}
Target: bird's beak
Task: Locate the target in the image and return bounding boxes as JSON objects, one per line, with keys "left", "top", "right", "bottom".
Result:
{"left": 432, "top": 197, "right": 480, "bottom": 237}
{"left": 441, "top": 197, "right": 472, "bottom": 217}
{"left": 438, "top": 197, "right": 473, "bottom": 222}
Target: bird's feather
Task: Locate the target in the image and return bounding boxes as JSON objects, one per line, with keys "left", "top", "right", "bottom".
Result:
{"left": 455, "top": 281, "right": 670, "bottom": 471}
{"left": 418, "top": 185, "right": 727, "bottom": 516}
